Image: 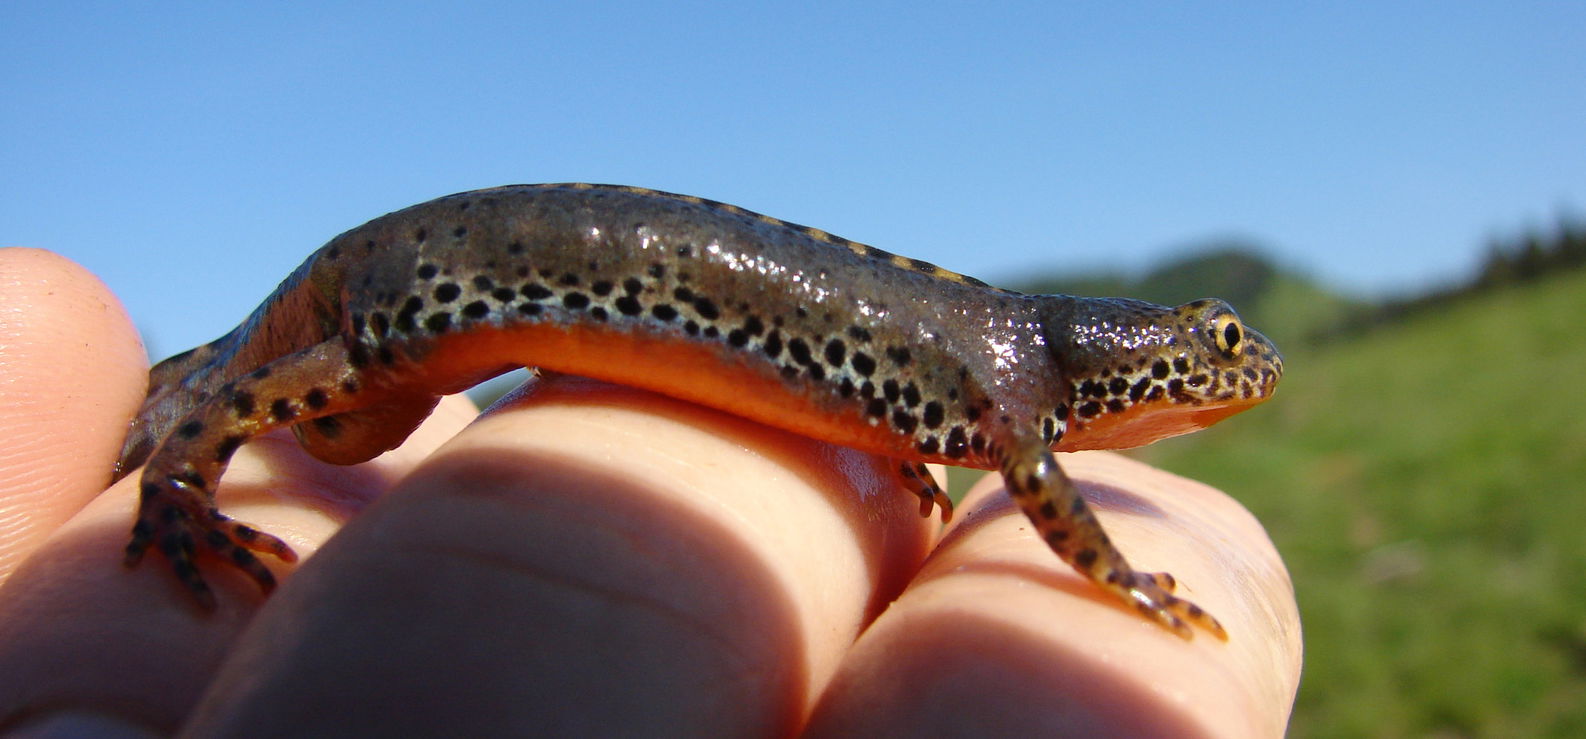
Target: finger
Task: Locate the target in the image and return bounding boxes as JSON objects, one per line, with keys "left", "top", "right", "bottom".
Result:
{"left": 183, "top": 375, "right": 937, "bottom": 736}
{"left": 0, "top": 248, "right": 147, "bottom": 583}
{"left": 805, "top": 451, "right": 1301, "bottom": 736}
{"left": 0, "top": 389, "right": 475, "bottom": 736}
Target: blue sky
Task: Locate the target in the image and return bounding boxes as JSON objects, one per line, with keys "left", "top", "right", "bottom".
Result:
{"left": 5, "top": 2, "right": 1583, "bottom": 358}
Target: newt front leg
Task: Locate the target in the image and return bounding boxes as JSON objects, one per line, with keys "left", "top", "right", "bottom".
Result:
{"left": 1000, "top": 439, "right": 1227, "bottom": 640}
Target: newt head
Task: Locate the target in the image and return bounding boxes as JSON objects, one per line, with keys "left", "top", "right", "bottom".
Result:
{"left": 1039, "top": 296, "right": 1283, "bottom": 452}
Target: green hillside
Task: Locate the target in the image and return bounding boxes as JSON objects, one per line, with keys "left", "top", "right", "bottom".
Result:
{"left": 1140, "top": 267, "right": 1586, "bottom": 736}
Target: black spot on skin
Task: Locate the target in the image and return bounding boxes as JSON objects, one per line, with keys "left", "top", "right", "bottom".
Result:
{"left": 886, "top": 346, "right": 912, "bottom": 366}
{"left": 850, "top": 352, "right": 876, "bottom": 376}
{"left": 462, "top": 301, "right": 491, "bottom": 319}
{"left": 1109, "top": 377, "right": 1129, "bottom": 396}
{"left": 350, "top": 313, "right": 366, "bottom": 335}
{"left": 400, "top": 295, "right": 425, "bottom": 316}
{"left": 520, "top": 284, "right": 553, "bottom": 301}
{"left": 866, "top": 398, "right": 888, "bottom": 417}
{"left": 232, "top": 391, "right": 256, "bottom": 417}
{"left": 615, "top": 296, "right": 642, "bottom": 315}
{"left": 425, "top": 312, "right": 453, "bottom": 333}
{"left": 491, "top": 287, "right": 516, "bottom": 302}
{"left": 592, "top": 280, "right": 614, "bottom": 296}
{"left": 683, "top": 321, "right": 699, "bottom": 336}
{"left": 1055, "top": 403, "right": 1069, "bottom": 421}
{"left": 1076, "top": 548, "right": 1098, "bottom": 568}
{"left": 901, "top": 383, "right": 921, "bottom": 407}
{"left": 453, "top": 226, "right": 467, "bottom": 238}
{"left": 1039, "top": 500, "right": 1059, "bottom": 519}
{"left": 944, "top": 427, "right": 969, "bottom": 458}
{"left": 377, "top": 345, "right": 396, "bottom": 364}
{"left": 177, "top": 420, "right": 204, "bottom": 439}
{"left": 1077, "top": 401, "right": 1102, "bottom": 418}
{"left": 838, "top": 378, "right": 856, "bottom": 397}
{"left": 519, "top": 303, "right": 543, "bottom": 316}
{"left": 763, "top": 331, "right": 783, "bottom": 358}
{"left": 693, "top": 297, "right": 720, "bottom": 320}
{"left": 1187, "top": 373, "right": 1209, "bottom": 387}
{"left": 371, "top": 313, "right": 391, "bottom": 336}
{"left": 652, "top": 304, "right": 678, "bottom": 321}
{"left": 824, "top": 338, "right": 846, "bottom": 367}
{"left": 970, "top": 433, "right": 987, "bottom": 455}
{"left": 214, "top": 435, "right": 245, "bottom": 462}
{"left": 590, "top": 307, "right": 608, "bottom": 321}
{"left": 883, "top": 379, "right": 901, "bottom": 403}
{"left": 325, "top": 245, "right": 342, "bottom": 260}
{"left": 348, "top": 343, "right": 372, "bottom": 368}
{"left": 559, "top": 273, "right": 580, "bottom": 287}
{"left": 623, "top": 277, "right": 643, "bottom": 295}
{"left": 651, "top": 261, "right": 669, "bottom": 277}
{"left": 894, "top": 409, "right": 919, "bottom": 434}
{"left": 673, "top": 286, "right": 695, "bottom": 303}
{"left": 847, "top": 325, "right": 872, "bottom": 342}
{"left": 416, "top": 264, "right": 439, "bottom": 280}
{"left": 922, "top": 401, "right": 945, "bottom": 429}
{"left": 472, "top": 275, "right": 494, "bottom": 291}
{"left": 1173, "top": 357, "right": 1191, "bottom": 375}
{"left": 1130, "top": 378, "right": 1151, "bottom": 402}
{"left": 807, "top": 363, "right": 825, "bottom": 381}
{"left": 341, "top": 378, "right": 360, "bottom": 394}
{"left": 727, "top": 329, "right": 749, "bottom": 347}
{"left": 917, "top": 437, "right": 940, "bottom": 455}
{"left": 415, "top": 228, "right": 428, "bottom": 243}
{"left": 780, "top": 365, "right": 799, "bottom": 379}
{"left": 1043, "top": 417, "right": 1056, "bottom": 441}
{"left": 304, "top": 388, "right": 328, "bottom": 410}
{"left": 507, "top": 242, "right": 525, "bottom": 255}
{"left": 742, "top": 316, "right": 765, "bottom": 336}
{"left": 1105, "top": 399, "right": 1126, "bottom": 414}
{"left": 787, "top": 338, "right": 813, "bottom": 366}
{"left": 563, "top": 292, "right": 590, "bottom": 310}
{"left": 859, "top": 381, "right": 876, "bottom": 398}
{"left": 270, "top": 398, "right": 297, "bottom": 422}
{"left": 1152, "top": 359, "right": 1170, "bottom": 379}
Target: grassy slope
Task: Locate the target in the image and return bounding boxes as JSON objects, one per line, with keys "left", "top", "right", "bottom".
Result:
{"left": 1140, "top": 268, "right": 1586, "bottom": 737}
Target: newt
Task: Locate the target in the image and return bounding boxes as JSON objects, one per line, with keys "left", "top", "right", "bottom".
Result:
{"left": 112, "top": 183, "right": 1282, "bottom": 640}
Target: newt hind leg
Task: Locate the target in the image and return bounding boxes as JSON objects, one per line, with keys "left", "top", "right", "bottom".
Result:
{"left": 1000, "top": 443, "right": 1227, "bottom": 640}
{"left": 125, "top": 339, "right": 388, "bottom": 606}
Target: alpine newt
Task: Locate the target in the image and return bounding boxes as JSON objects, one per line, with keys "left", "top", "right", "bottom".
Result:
{"left": 112, "top": 184, "right": 1282, "bottom": 640}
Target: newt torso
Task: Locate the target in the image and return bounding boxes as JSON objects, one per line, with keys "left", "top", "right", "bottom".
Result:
{"left": 116, "top": 184, "right": 1282, "bottom": 640}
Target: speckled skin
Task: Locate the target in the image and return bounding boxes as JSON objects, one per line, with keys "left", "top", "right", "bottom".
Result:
{"left": 114, "top": 184, "right": 1282, "bottom": 639}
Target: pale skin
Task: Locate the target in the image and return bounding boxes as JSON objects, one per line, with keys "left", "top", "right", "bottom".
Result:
{"left": 0, "top": 248, "right": 1300, "bottom": 736}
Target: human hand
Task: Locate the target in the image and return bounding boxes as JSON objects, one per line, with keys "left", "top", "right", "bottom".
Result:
{"left": 0, "top": 248, "right": 1300, "bottom": 736}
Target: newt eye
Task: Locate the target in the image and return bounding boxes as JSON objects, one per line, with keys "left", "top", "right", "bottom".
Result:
{"left": 1213, "top": 314, "right": 1244, "bottom": 356}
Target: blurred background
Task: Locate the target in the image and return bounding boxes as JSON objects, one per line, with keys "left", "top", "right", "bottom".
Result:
{"left": 5, "top": 3, "right": 1583, "bottom": 735}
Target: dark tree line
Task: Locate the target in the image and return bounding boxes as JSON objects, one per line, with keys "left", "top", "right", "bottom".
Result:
{"left": 1318, "top": 215, "right": 1586, "bottom": 342}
